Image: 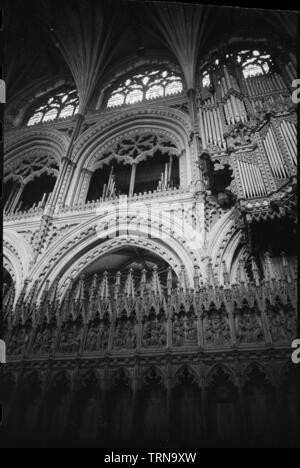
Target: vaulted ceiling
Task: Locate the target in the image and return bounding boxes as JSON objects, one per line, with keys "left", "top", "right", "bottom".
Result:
{"left": 4, "top": 0, "right": 297, "bottom": 113}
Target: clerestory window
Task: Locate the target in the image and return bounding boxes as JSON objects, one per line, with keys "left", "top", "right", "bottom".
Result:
{"left": 106, "top": 69, "right": 183, "bottom": 108}
{"left": 27, "top": 88, "right": 79, "bottom": 126}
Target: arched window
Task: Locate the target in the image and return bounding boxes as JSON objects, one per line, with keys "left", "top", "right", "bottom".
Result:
{"left": 86, "top": 133, "right": 180, "bottom": 202}
{"left": 4, "top": 154, "right": 59, "bottom": 213}
{"left": 106, "top": 69, "right": 183, "bottom": 108}
{"left": 27, "top": 88, "right": 79, "bottom": 126}
{"left": 233, "top": 49, "right": 274, "bottom": 78}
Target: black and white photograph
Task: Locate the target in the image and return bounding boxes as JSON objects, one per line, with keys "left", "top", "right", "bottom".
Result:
{"left": 0, "top": 0, "right": 299, "bottom": 449}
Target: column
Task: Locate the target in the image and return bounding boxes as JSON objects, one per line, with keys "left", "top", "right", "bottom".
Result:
{"left": 129, "top": 163, "right": 136, "bottom": 196}
{"left": 48, "top": 113, "right": 84, "bottom": 211}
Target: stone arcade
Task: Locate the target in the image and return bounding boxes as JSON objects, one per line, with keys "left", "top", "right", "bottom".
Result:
{"left": 1, "top": 0, "right": 299, "bottom": 447}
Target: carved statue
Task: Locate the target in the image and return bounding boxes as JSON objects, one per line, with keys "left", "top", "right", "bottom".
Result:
{"left": 68, "top": 325, "right": 81, "bottom": 352}
{"left": 59, "top": 324, "right": 80, "bottom": 353}
{"left": 9, "top": 328, "right": 28, "bottom": 355}
{"left": 269, "top": 308, "right": 296, "bottom": 342}
{"left": 40, "top": 327, "right": 56, "bottom": 353}
{"left": 85, "top": 326, "right": 98, "bottom": 351}
{"left": 237, "top": 313, "right": 263, "bottom": 343}
{"left": 98, "top": 322, "right": 109, "bottom": 351}
{"left": 225, "top": 122, "right": 255, "bottom": 151}
{"left": 172, "top": 315, "right": 197, "bottom": 346}
{"left": 172, "top": 316, "right": 184, "bottom": 346}
{"left": 142, "top": 318, "right": 166, "bottom": 347}
{"left": 32, "top": 329, "right": 44, "bottom": 352}
{"left": 205, "top": 314, "right": 230, "bottom": 345}
{"left": 124, "top": 321, "right": 136, "bottom": 349}
{"left": 186, "top": 317, "right": 197, "bottom": 342}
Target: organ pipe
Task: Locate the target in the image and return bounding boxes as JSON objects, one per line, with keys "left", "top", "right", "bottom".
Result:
{"left": 237, "top": 159, "right": 267, "bottom": 198}
{"left": 280, "top": 120, "right": 297, "bottom": 166}
{"left": 264, "top": 128, "right": 288, "bottom": 178}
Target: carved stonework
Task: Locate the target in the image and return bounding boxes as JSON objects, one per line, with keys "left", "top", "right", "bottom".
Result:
{"left": 58, "top": 321, "right": 82, "bottom": 353}
{"left": 8, "top": 325, "right": 30, "bottom": 355}
{"left": 84, "top": 319, "right": 110, "bottom": 352}
{"left": 32, "top": 323, "right": 57, "bottom": 354}
{"left": 142, "top": 315, "right": 167, "bottom": 348}
{"left": 224, "top": 122, "right": 256, "bottom": 152}
{"left": 235, "top": 309, "right": 264, "bottom": 343}
{"left": 203, "top": 311, "right": 231, "bottom": 346}
{"left": 172, "top": 312, "right": 197, "bottom": 346}
{"left": 267, "top": 301, "right": 296, "bottom": 342}
{"left": 113, "top": 319, "right": 137, "bottom": 350}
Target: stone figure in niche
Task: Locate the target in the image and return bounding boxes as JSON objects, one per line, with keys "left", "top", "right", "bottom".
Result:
{"left": 124, "top": 321, "right": 136, "bottom": 349}
{"left": 8, "top": 327, "right": 28, "bottom": 355}
{"left": 32, "top": 328, "right": 44, "bottom": 352}
{"left": 205, "top": 314, "right": 230, "bottom": 345}
{"left": 268, "top": 313, "right": 284, "bottom": 341}
{"left": 186, "top": 316, "right": 197, "bottom": 342}
{"left": 172, "top": 314, "right": 197, "bottom": 346}
{"left": 268, "top": 306, "right": 296, "bottom": 342}
{"left": 40, "top": 326, "right": 56, "bottom": 353}
{"left": 85, "top": 324, "right": 99, "bottom": 351}
{"left": 283, "top": 309, "right": 296, "bottom": 340}
{"left": 59, "top": 323, "right": 81, "bottom": 353}
{"left": 113, "top": 319, "right": 136, "bottom": 349}
{"left": 98, "top": 321, "right": 109, "bottom": 351}
{"left": 68, "top": 324, "right": 82, "bottom": 352}
{"left": 142, "top": 317, "right": 166, "bottom": 347}
{"left": 172, "top": 315, "right": 184, "bottom": 346}
{"left": 237, "top": 312, "right": 263, "bottom": 343}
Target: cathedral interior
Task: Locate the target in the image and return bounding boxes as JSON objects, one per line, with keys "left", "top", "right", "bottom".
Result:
{"left": 1, "top": 0, "right": 299, "bottom": 448}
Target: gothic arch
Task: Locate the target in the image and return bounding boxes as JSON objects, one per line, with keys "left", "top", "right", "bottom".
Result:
{"left": 109, "top": 367, "right": 133, "bottom": 389}
{"left": 4, "top": 128, "right": 69, "bottom": 169}
{"left": 67, "top": 106, "right": 195, "bottom": 204}
{"left": 97, "top": 51, "right": 183, "bottom": 109}
{"left": 173, "top": 365, "right": 199, "bottom": 388}
{"left": 5, "top": 77, "right": 74, "bottom": 128}
{"left": 29, "top": 209, "right": 203, "bottom": 300}
{"left": 206, "top": 363, "right": 236, "bottom": 387}
{"left": 207, "top": 209, "right": 244, "bottom": 284}
{"left": 141, "top": 366, "right": 167, "bottom": 389}
{"left": 242, "top": 362, "right": 274, "bottom": 387}
{"left": 3, "top": 229, "right": 34, "bottom": 300}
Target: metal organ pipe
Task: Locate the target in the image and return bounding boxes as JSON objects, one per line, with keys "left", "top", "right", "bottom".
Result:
{"left": 264, "top": 128, "right": 287, "bottom": 178}
{"left": 227, "top": 97, "right": 234, "bottom": 124}
{"left": 263, "top": 135, "right": 280, "bottom": 178}
{"left": 243, "top": 161, "right": 253, "bottom": 197}
{"left": 237, "top": 159, "right": 247, "bottom": 197}
{"left": 212, "top": 108, "right": 221, "bottom": 145}
{"left": 203, "top": 108, "right": 209, "bottom": 145}
{"left": 211, "top": 109, "right": 217, "bottom": 145}
{"left": 223, "top": 100, "right": 229, "bottom": 124}
{"left": 199, "top": 108, "right": 206, "bottom": 149}
{"left": 269, "top": 128, "right": 287, "bottom": 178}
{"left": 217, "top": 108, "right": 226, "bottom": 148}
{"left": 280, "top": 120, "right": 297, "bottom": 166}
{"left": 246, "top": 161, "right": 256, "bottom": 197}
{"left": 237, "top": 159, "right": 267, "bottom": 198}
{"left": 244, "top": 78, "right": 251, "bottom": 96}
{"left": 221, "top": 76, "right": 228, "bottom": 94}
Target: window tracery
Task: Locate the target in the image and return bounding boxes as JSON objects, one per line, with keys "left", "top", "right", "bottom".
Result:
{"left": 107, "top": 69, "right": 183, "bottom": 108}
{"left": 224, "top": 49, "right": 274, "bottom": 78}
{"left": 5, "top": 154, "right": 59, "bottom": 184}
{"left": 87, "top": 132, "right": 180, "bottom": 201}
{"left": 27, "top": 88, "right": 79, "bottom": 126}
{"left": 97, "top": 133, "right": 178, "bottom": 168}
